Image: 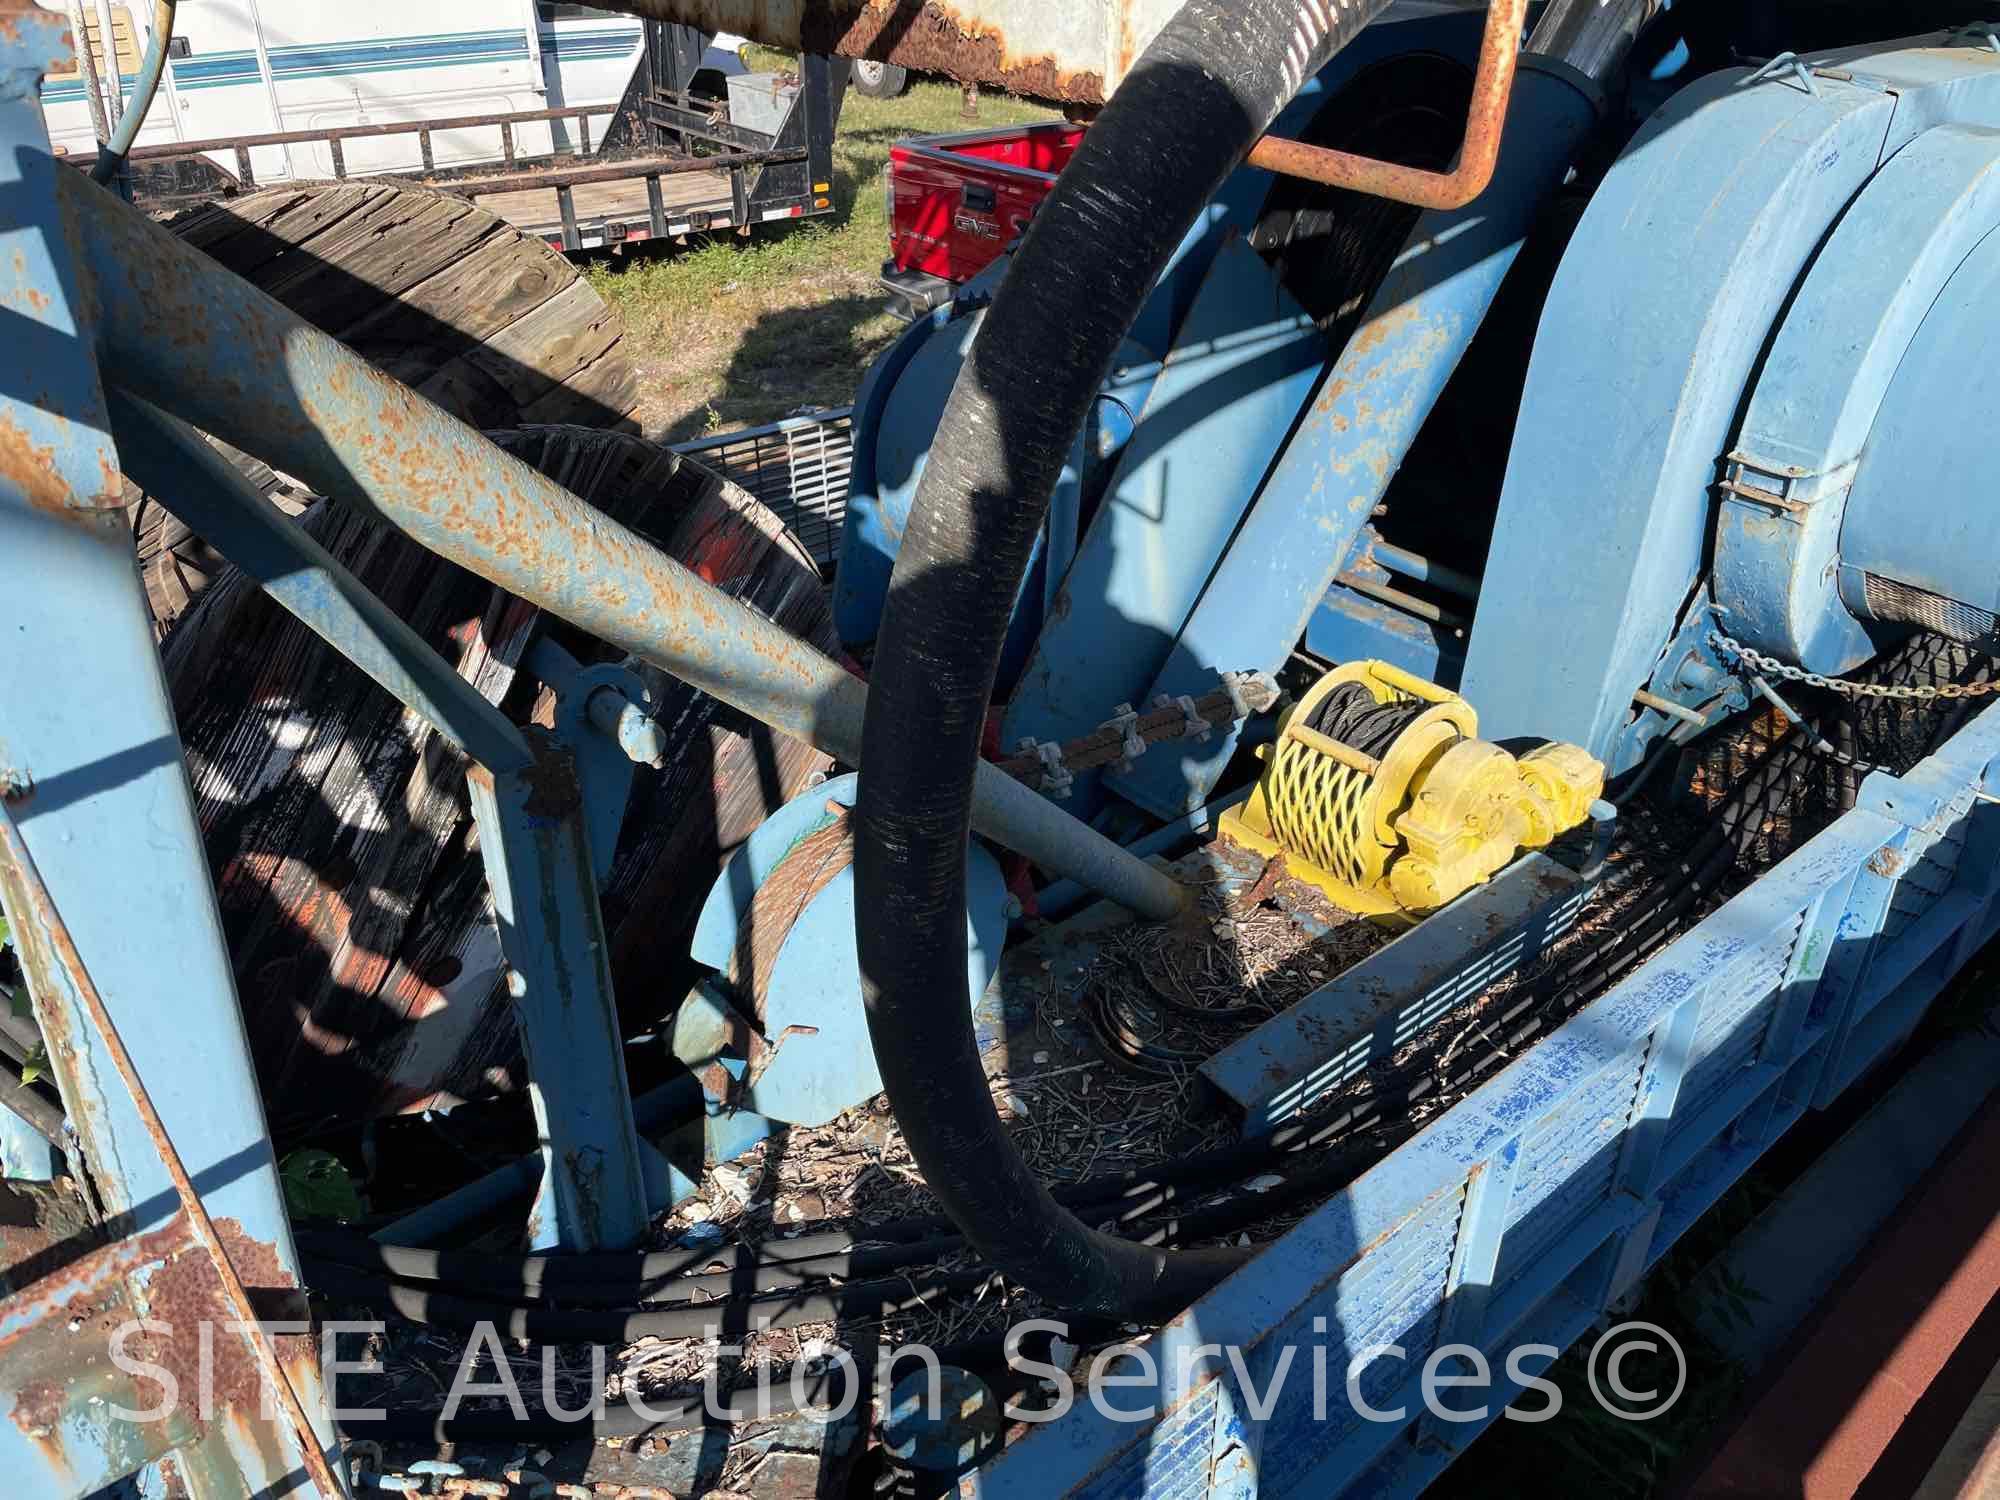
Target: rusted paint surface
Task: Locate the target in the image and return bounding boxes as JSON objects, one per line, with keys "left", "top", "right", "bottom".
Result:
{"left": 0, "top": 805, "right": 342, "bottom": 1496}
{"left": 1246, "top": 0, "right": 1528, "bottom": 208}
{"left": 612, "top": 0, "right": 1114, "bottom": 102}
{"left": 0, "top": 411, "right": 118, "bottom": 519}
{"left": 808, "top": 2, "right": 1106, "bottom": 103}
{"left": 0, "top": 1211, "right": 321, "bottom": 1494}
{"left": 1, "top": 1217, "right": 197, "bottom": 1487}
{"left": 0, "top": 0, "right": 74, "bottom": 80}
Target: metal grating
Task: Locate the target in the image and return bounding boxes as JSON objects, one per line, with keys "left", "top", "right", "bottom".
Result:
{"left": 670, "top": 407, "right": 853, "bottom": 573}
{"left": 1860, "top": 573, "right": 2000, "bottom": 649}
{"left": 1253, "top": 1184, "right": 1467, "bottom": 1481}
{"left": 1489, "top": 1051, "right": 1646, "bottom": 1285}
{"left": 1077, "top": 1374, "right": 1223, "bottom": 1500}
{"left": 1259, "top": 884, "right": 1587, "bottom": 1130}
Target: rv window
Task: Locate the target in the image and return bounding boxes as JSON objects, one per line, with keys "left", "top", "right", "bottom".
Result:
{"left": 45, "top": 5, "right": 139, "bottom": 81}
{"left": 537, "top": 3, "right": 617, "bottom": 18}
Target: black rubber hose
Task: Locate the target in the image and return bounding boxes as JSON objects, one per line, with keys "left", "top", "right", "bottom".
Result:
{"left": 336, "top": 1326, "right": 1083, "bottom": 1441}
{"left": 852, "top": 0, "right": 1401, "bottom": 1322}
{"left": 306, "top": 1258, "right": 1003, "bottom": 1342}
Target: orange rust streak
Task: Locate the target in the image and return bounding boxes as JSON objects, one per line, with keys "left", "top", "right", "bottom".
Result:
{"left": 1245, "top": 0, "right": 1528, "bottom": 210}
{"left": 0, "top": 806, "right": 344, "bottom": 1499}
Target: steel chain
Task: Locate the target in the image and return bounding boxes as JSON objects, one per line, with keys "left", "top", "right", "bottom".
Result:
{"left": 1708, "top": 629, "right": 2000, "bottom": 702}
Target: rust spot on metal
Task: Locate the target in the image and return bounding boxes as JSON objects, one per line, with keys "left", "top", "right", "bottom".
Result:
{"left": 128, "top": 1217, "right": 315, "bottom": 1437}
{"left": 797, "top": 1, "right": 1106, "bottom": 103}
{"left": 1868, "top": 846, "right": 1903, "bottom": 877}
{"left": 0, "top": 414, "right": 88, "bottom": 520}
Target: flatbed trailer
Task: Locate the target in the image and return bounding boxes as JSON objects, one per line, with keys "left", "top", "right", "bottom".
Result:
{"left": 58, "top": 15, "right": 844, "bottom": 253}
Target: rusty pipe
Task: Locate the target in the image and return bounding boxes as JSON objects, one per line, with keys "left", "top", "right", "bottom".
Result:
{"left": 62, "top": 172, "right": 1188, "bottom": 922}
{"left": 0, "top": 802, "right": 350, "bottom": 1500}
{"left": 1244, "top": 0, "right": 1529, "bottom": 208}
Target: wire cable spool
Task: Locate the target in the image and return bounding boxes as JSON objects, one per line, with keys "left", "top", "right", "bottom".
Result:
{"left": 1220, "top": 661, "right": 1603, "bottom": 920}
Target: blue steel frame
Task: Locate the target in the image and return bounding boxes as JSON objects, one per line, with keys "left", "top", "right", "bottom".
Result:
{"left": 12, "top": 11, "right": 2000, "bottom": 1500}
{"left": 1, "top": 11, "right": 343, "bottom": 1495}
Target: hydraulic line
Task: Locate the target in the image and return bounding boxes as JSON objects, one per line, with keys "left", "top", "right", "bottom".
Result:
{"left": 89, "top": 1, "right": 176, "bottom": 185}
{"left": 339, "top": 1325, "right": 1083, "bottom": 1441}
{"left": 852, "top": 0, "right": 1404, "bottom": 1323}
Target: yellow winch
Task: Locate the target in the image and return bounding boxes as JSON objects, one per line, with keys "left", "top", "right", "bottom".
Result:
{"left": 1220, "top": 661, "right": 1603, "bottom": 921}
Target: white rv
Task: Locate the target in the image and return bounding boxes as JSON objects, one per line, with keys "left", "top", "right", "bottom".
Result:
{"left": 38, "top": 3, "right": 819, "bottom": 250}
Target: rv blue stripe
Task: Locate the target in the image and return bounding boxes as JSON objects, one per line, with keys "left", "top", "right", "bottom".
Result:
{"left": 41, "top": 26, "right": 639, "bottom": 105}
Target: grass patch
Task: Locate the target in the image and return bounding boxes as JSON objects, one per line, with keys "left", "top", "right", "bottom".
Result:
{"left": 586, "top": 67, "right": 1055, "bottom": 441}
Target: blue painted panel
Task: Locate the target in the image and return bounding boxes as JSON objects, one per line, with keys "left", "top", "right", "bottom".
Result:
{"left": 1304, "top": 584, "right": 1461, "bottom": 687}
{"left": 1004, "top": 236, "right": 1323, "bottom": 807}
{"left": 1842, "top": 222, "right": 2000, "bottom": 614}
{"left": 1109, "top": 62, "right": 1598, "bottom": 818}
{"left": 1717, "top": 124, "right": 2000, "bottom": 671}
{"left": 1461, "top": 70, "right": 1903, "bottom": 760}
{"left": 690, "top": 775, "right": 1007, "bottom": 1126}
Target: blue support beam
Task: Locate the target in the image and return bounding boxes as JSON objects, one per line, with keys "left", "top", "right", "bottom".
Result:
{"left": 0, "top": 19, "right": 340, "bottom": 1490}
{"left": 1004, "top": 234, "right": 1324, "bottom": 811}
{"left": 1108, "top": 61, "right": 1600, "bottom": 819}
{"left": 464, "top": 740, "right": 651, "bottom": 1252}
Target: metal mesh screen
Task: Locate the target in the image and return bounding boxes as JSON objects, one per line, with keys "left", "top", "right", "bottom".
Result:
{"left": 1860, "top": 573, "right": 2000, "bottom": 649}
{"left": 670, "top": 407, "right": 853, "bottom": 574}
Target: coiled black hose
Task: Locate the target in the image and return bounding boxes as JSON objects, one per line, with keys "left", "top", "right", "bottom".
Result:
{"left": 852, "top": 0, "right": 1403, "bottom": 1322}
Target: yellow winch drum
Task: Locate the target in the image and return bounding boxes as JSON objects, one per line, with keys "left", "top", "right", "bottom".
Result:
{"left": 1220, "top": 661, "right": 1603, "bottom": 921}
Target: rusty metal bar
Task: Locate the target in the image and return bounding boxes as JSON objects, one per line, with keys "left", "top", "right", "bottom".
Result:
{"left": 599, "top": 0, "right": 1156, "bottom": 104}
{"left": 68, "top": 102, "right": 617, "bottom": 169}
{"left": 103, "top": 390, "right": 537, "bottom": 774}
{"left": 0, "top": 1063, "right": 64, "bottom": 1146}
{"left": 1244, "top": 0, "right": 1529, "bottom": 209}
{"left": 67, "top": 172, "right": 1190, "bottom": 922}
{"left": 1336, "top": 571, "right": 1471, "bottom": 629}
{"left": 0, "top": 802, "right": 349, "bottom": 1500}
{"left": 421, "top": 146, "right": 805, "bottom": 197}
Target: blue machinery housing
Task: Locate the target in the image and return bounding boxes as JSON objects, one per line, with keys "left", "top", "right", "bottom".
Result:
{"left": 11, "top": 2, "right": 2000, "bottom": 1496}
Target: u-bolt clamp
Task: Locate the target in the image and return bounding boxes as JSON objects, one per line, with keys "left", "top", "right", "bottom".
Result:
{"left": 1158, "top": 693, "right": 1211, "bottom": 743}
{"left": 1102, "top": 702, "right": 1146, "bottom": 770}
{"left": 1016, "top": 737, "right": 1074, "bottom": 799}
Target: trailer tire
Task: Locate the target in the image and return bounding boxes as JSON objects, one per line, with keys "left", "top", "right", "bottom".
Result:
{"left": 127, "top": 182, "right": 640, "bottom": 634}
{"left": 852, "top": 59, "right": 909, "bottom": 98}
